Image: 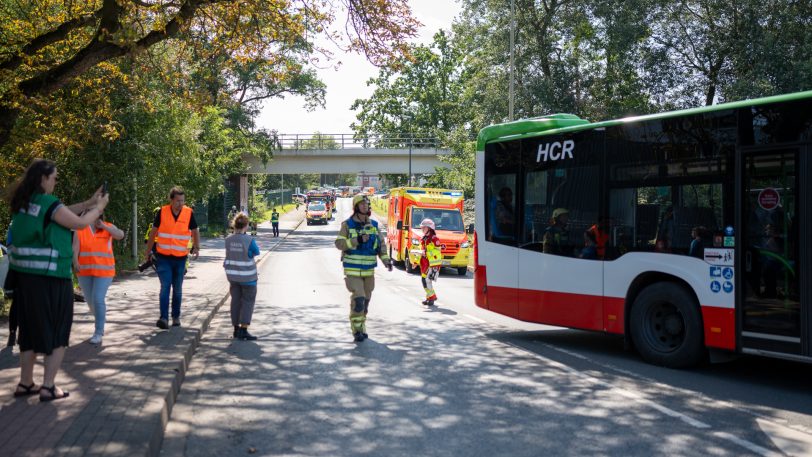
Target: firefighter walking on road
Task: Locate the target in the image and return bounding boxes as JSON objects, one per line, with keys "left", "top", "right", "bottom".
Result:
{"left": 419, "top": 219, "right": 443, "bottom": 307}
{"left": 335, "top": 195, "right": 392, "bottom": 342}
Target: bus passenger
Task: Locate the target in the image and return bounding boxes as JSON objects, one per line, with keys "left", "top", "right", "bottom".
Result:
{"left": 655, "top": 206, "right": 674, "bottom": 252}
{"left": 586, "top": 219, "right": 610, "bottom": 259}
{"left": 494, "top": 186, "right": 515, "bottom": 239}
{"left": 580, "top": 230, "right": 598, "bottom": 260}
{"left": 543, "top": 208, "right": 570, "bottom": 255}
{"left": 688, "top": 226, "right": 706, "bottom": 259}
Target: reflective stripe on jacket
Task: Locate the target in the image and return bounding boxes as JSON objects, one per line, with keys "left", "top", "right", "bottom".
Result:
{"left": 156, "top": 205, "right": 192, "bottom": 257}
{"left": 342, "top": 218, "right": 379, "bottom": 277}
{"left": 224, "top": 233, "right": 258, "bottom": 283}
{"left": 9, "top": 193, "right": 73, "bottom": 278}
{"left": 77, "top": 224, "right": 115, "bottom": 277}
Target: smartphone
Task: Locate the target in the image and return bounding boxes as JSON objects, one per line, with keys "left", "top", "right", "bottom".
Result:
{"left": 102, "top": 181, "right": 108, "bottom": 196}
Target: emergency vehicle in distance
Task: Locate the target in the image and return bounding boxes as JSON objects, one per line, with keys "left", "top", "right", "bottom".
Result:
{"left": 305, "top": 201, "right": 329, "bottom": 225}
{"left": 387, "top": 187, "right": 471, "bottom": 276}
{"left": 306, "top": 190, "right": 333, "bottom": 215}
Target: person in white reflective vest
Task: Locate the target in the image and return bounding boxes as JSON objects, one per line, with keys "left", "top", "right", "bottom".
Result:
{"left": 224, "top": 213, "right": 260, "bottom": 340}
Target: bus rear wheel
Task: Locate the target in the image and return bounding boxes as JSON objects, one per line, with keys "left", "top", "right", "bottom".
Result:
{"left": 630, "top": 282, "right": 705, "bottom": 368}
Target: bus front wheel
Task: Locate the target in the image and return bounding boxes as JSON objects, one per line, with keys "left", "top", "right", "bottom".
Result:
{"left": 405, "top": 257, "right": 417, "bottom": 274}
{"left": 630, "top": 282, "right": 705, "bottom": 368}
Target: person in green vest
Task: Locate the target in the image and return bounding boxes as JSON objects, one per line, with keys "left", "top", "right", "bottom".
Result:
{"left": 270, "top": 208, "right": 280, "bottom": 237}
{"left": 7, "top": 159, "right": 109, "bottom": 401}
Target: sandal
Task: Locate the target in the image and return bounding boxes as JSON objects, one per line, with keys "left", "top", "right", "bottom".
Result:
{"left": 13, "top": 382, "right": 38, "bottom": 397}
{"left": 39, "top": 385, "right": 69, "bottom": 402}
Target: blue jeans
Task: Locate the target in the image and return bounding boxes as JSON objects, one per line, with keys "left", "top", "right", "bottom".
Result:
{"left": 156, "top": 255, "right": 186, "bottom": 320}
{"left": 77, "top": 275, "right": 113, "bottom": 336}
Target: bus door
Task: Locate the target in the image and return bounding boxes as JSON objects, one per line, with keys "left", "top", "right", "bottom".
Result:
{"left": 740, "top": 148, "right": 807, "bottom": 357}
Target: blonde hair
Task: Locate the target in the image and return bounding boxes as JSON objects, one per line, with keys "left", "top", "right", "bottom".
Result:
{"left": 233, "top": 212, "right": 249, "bottom": 230}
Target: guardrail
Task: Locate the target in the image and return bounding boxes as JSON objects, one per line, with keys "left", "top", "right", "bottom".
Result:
{"left": 277, "top": 133, "right": 441, "bottom": 150}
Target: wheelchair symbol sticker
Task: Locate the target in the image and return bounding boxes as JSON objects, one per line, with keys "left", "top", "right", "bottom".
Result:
{"left": 722, "top": 267, "right": 733, "bottom": 280}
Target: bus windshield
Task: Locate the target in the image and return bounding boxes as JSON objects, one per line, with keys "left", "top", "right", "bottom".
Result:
{"left": 411, "top": 208, "right": 464, "bottom": 232}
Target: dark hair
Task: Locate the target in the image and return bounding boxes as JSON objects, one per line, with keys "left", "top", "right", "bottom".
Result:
{"left": 8, "top": 159, "right": 56, "bottom": 213}
{"left": 169, "top": 186, "right": 185, "bottom": 200}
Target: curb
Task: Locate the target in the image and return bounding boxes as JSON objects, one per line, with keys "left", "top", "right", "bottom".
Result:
{"left": 149, "top": 216, "right": 305, "bottom": 457}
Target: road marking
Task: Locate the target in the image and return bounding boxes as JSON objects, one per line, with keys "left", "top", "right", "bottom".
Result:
{"left": 500, "top": 341, "right": 791, "bottom": 456}
{"left": 538, "top": 341, "right": 812, "bottom": 448}
{"left": 461, "top": 313, "right": 487, "bottom": 324}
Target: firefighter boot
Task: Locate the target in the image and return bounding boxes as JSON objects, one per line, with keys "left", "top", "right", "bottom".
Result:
{"left": 350, "top": 297, "right": 366, "bottom": 343}
{"left": 361, "top": 299, "right": 370, "bottom": 339}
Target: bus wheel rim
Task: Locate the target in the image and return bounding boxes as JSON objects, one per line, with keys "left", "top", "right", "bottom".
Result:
{"left": 643, "top": 301, "right": 684, "bottom": 353}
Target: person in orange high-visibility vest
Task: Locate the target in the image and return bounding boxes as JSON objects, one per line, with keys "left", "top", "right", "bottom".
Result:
{"left": 144, "top": 187, "right": 200, "bottom": 330}
{"left": 73, "top": 212, "right": 124, "bottom": 346}
{"left": 586, "top": 219, "right": 611, "bottom": 259}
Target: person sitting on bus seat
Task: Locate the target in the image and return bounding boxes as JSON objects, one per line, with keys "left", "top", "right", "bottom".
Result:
{"left": 580, "top": 230, "right": 598, "bottom": 260}
{"left": 586, "top": 219, "right": 610, "bottom": 259}
{"left": 490, "top": 186, "right": 515, "bottom": 241}
{"left": 688, "top": 226, "right": 706, "bottom": 259}
{"left": 543, "top": 208, "right": 570, "bottom": 255}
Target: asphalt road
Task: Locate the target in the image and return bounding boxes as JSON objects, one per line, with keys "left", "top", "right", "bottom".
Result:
{"left": 161, "top": 198, "right": 812, "bottom": 457}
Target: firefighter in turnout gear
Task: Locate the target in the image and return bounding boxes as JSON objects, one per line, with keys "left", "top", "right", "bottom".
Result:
{"left": 419, "top": 218, "right": 443, "bottom": 307}
{"left": 335, "top": 194, "right": 392, "bottom": 342}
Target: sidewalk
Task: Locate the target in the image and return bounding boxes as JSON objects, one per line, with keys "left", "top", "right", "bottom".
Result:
{"left": 0, "top": 208, "right": 304, "bottom": 457}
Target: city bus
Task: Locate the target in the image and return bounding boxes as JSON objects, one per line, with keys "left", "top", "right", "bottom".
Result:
{"left": 474, "top": 91, "right": 811, "bottom": 367}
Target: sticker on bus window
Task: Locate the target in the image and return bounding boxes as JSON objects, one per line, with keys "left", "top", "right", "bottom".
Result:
{"left": 758, "top": 188, "right": 780, "bottom": 211}
{"left": 723, "top": 236, "right": 735, "bottom": 247}
{"left": 704, "top": 248, "right": 733, "bottom": 266}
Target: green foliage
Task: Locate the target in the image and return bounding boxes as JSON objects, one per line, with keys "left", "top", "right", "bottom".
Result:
{"left": 353, "top": 0, "right": 812, "bottom": 201}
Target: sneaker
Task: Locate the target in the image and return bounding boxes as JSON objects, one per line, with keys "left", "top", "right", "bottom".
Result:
{"left": 156, "top": 318, "right": 169, "bottom": 329}
{"left": 353, "top": 332, "right": 364, "bottom": 342}
{"left": 361, "top": 333, "right": 368, "bottom": 340}
{"left": 172, "top": 318, "right": 181, "bottom": 327}
{"left": 239, "top": 328, "right": 258, "bottom": 341}
{"left": 89, "top": 334, "right": 102, "bottom": 345}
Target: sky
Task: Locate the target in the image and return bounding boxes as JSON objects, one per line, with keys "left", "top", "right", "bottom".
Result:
{"left": 256, "top": 0, "right": 462, "bottom": 135}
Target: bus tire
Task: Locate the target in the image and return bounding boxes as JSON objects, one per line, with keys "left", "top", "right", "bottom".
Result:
{"left": 630, "top": 282, "right": 705, "bottom": 368}
{"left": 457, "top": 267, "right": 467, "bottom": 276}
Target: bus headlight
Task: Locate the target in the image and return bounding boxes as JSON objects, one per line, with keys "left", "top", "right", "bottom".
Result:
{"left": 411, "top": 238, "right": 420, "bottom": 246}
{"left": 460, "top": 241, "right": 470, "bottom": 248}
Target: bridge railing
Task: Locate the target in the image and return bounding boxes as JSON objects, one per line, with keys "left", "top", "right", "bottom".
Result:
{"left": 277, "top": 133, "right": 441, "bottom": 150}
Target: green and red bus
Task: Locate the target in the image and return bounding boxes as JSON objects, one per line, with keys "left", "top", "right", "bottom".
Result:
{"left": 474, "top": 91, "right": 812, "bottom": 367}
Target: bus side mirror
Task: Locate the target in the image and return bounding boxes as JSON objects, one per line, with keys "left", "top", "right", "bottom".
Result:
{"left": 466, "top": 224, "right": 474, "bottom": 234}
{"left": 397, "top": 221, "right": 403, "bottom": 230}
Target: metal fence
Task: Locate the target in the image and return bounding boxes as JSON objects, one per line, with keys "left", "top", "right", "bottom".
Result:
{"left": 276, "top": 134, "right": 441, "bottom": 150}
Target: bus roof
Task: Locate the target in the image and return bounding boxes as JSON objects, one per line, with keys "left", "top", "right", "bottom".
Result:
{"left": 477, "top": 90, "right": 812, "bottom": 150}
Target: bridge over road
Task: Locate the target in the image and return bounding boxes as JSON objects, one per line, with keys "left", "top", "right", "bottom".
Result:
{"left": 243, "top": 133, "right": 452, "bottom": 174}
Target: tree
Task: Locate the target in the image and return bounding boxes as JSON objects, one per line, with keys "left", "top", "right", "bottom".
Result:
{"left": 351, "top": 30, "right": 469, "bottom": 143}
{"left": 0, "top": 0, "right": 419, "bottom": 150}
